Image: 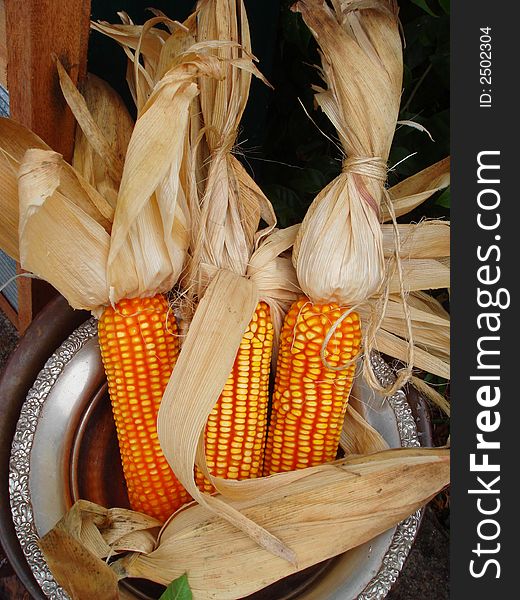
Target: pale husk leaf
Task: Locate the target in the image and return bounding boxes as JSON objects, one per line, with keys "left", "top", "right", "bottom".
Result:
{"left": 18, "top": 149, "right": 110, "bottom": 313}
{"left": 369, "top": 294, "right": 450, "bottom": 360}
{"left": 0, "top": 119, "right": 51, "bottom": 260}
{"left": 119, "top": 448, "right": 449, "bottom": 598}
{"left": 245, "top": 225, "right": 301, "bottom": 353}
{"left": 70, "top": 72, "right": 134, "bottom": 208}
{"left": 107, "top": 54, "right": 223, "bottom": 302}
{"left": 186, "top": 1, "right": 275, "bottom": 300}
{"left": 382, "top": 220, "right": 450, "bottom": 258}
{"left": 408, "top": 289, "right": 449, "bottom": 319}
{"left": 293, "top": 0, "right": 402, "bottom": 304}
{"left": 156, "top": 14, "right": 198, "bottom": 81}
{"left": 294, "top": 174, "right": 384, "bottom": 304}
{"left": 374, "top": 328, "right": 450, "bottom": 379}
{"left": 57, "top": 61, "right": 124, "bottom": 186}
{"left": 384, "top": 157, "right": 451, "bottom": 221}
{"left": 55, "top": 500, "right": 161, "bottom": 558}
{"left": 388, "top": 258, "right": 450, "bottom": 294}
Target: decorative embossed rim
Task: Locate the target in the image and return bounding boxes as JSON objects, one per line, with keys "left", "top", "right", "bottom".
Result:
{"left": 9, "top": 324, "right": 420, "bottom": 600}
{"left": 9, "top": 318, "right": 98, "bottom": 600}
{"left": 356, "top": 354, "right": 421, "bottom": 600}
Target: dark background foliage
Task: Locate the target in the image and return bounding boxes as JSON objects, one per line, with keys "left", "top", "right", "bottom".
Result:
{"left": 89, "top": 0, "right": 450, "bottom": 228}
{"left": 253, "top": 0, "right": 450, "bottom": 227}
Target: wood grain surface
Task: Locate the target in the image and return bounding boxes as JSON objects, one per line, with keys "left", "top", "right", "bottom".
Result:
{"left": 3, "top": 0, "right": 91, "bottom": 333}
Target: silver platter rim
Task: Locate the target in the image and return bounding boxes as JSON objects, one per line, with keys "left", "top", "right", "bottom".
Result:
{"left": 9, "top": 318, "right": 421, "bottom": 600}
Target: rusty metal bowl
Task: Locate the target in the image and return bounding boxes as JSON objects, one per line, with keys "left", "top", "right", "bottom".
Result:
{"left": 2, "top": 303, "right": 430, "bottom": 600}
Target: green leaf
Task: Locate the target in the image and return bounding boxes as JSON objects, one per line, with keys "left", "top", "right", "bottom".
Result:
{"left": 263, "top": 184, "right": 306, "bottom": 227}
{"left": 288, "top": 168, "right": 327, "bottom": 195}
{"left": 435, "top": 187, "right": 451, "bottom": 208}
{"left": 411, "top": 0, "right": 437, "bottom": 17}
{"left": 438, "top": 0, "right": 450, "bottom": 15}
{"left": 159, "top": 574, "right": 193, "bottom": 600}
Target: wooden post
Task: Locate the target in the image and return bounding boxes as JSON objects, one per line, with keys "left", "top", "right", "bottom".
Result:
{"left": 3, "top": 0, "right": 91, "bottom": 332}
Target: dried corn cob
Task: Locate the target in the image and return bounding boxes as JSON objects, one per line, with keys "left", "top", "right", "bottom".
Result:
{"left": 197, "top": 301, "right": 273, "bottom": 491}
{"left": 263, "top": 298, "right": 362, "bottom": 475}
{"left": 98, "top": 294, "right": 190, "bottom": 521}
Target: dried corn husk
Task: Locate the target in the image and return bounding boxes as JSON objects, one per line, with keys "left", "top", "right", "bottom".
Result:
{"left": 38, "top": 500, "right": 161, "bottom": 600}
{"left": 92, "top": 12, "right": 198, "bottom": 112}
{"left": 38, "top": 528, "right": 119, "bottom": 600}
{"left": 113, "top": 448, "right": 449, "bottom": 598}
{"left": 17, "top": 149, "right": 111, "bottom": 314}
{"left": 382, "top": 220, "right": 450, "bottom": 259}
{"left": 57, "top": 62, "right": 125, "bottom": 189}
{"left": 39, "top": 448, "right": 448, "bottom": 599}
{"left": 384, "top": 156, "right": 451, "bottom": 221}
{"left": 381, "top": 294, "right": 449, "bottom": 361}
{"left": 0, "top": 119, "right": 50, "bottom": 261}
{"left": 67, "top": 72, "right": 133, "bottom": 207}
{"left": 388, "top": 258, "right": 450, "bottom": 294}
{"left": 293, "top": 0, "right": 402, "bottom": 305}
{"left": 43, "top": 500, "right": 161, "bottom": 558}
{"left": 186, "top": 0, "right": 276, "bottom": 302}
{"left": 357, "top": 291, "right": 450, "bottom": 379}
{"left": 106, "top": 52, "right": 223, "bottom": 303}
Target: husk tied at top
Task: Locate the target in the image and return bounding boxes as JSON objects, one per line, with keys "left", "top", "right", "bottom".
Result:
{"left": 186, "top": 0, "right": 276, "bottom": 295}
{"left": 293, "top": 0, "right": 403, "bottom": 306}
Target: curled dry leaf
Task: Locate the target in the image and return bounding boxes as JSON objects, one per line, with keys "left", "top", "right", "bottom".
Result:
{"left": 0, "top": 119, "right": 50, "bottom": 261}
{"left": 17, "top": 149, "right": 111, "bottom": 314}
{"left": 115, "top": 448, "right": 449, "bottom": 599}
{"left": 384, "top": 157, "right": 451, "bottom": 221}
{"left": 38, "top": 528, "right": 119, "bottom": 600}
{"left": 37, "top": 500, "right": 162, "bottom": 599}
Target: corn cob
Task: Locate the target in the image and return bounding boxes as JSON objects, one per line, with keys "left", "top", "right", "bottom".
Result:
{"left": 98, "top": 294, "right": 190, "bottom": 521}
{"left": 263, "top": 297, "right": 362, "bottom": 475}
{"left": 196, "top": 301, "right": 273, "bottom": 492}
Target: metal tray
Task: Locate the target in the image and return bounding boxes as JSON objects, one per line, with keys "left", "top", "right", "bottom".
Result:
{"left": 9, "top": 318, "right": 422, "bottom": 600}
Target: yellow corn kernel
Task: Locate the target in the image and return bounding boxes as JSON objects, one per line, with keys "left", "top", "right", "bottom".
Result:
{"left": 263, "top": 297, "right": 362, "bottom": 475}
{"left": 196, "top": 302, "right": 273, "bottom": 492}
{"left": 98, "top": 294, "right": 190, "bottom": 521}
